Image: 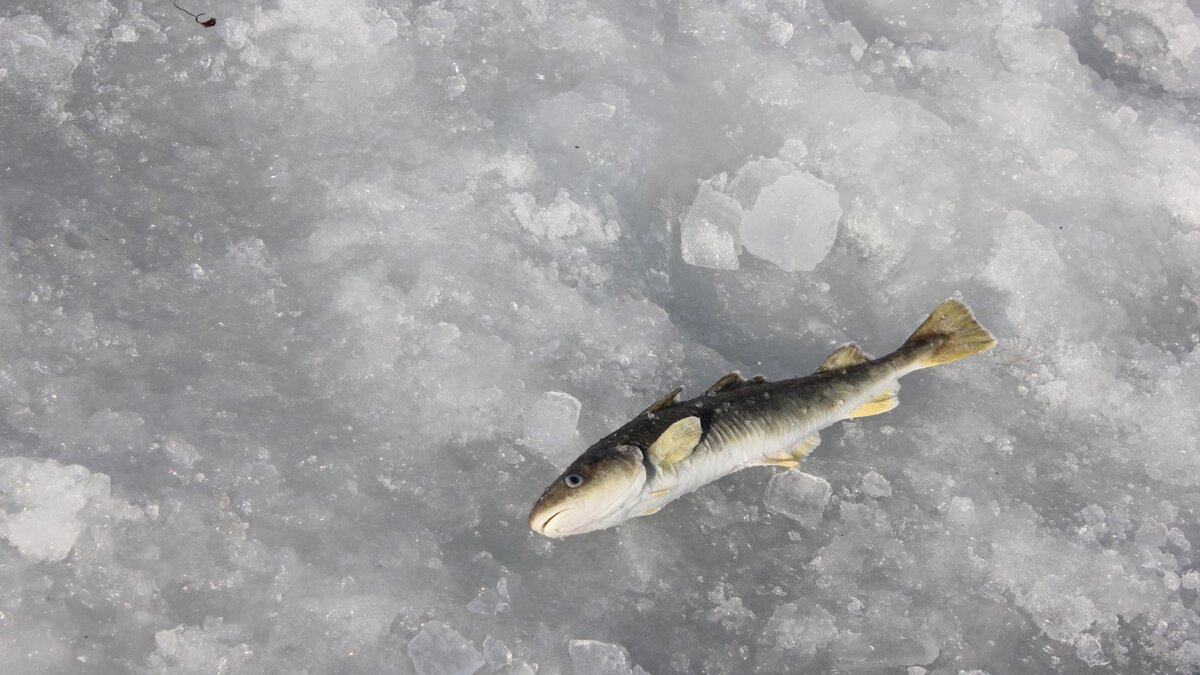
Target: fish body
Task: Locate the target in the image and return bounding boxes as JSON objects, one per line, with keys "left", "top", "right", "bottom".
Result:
{"left": 528, "top": 299, "right": 996, "bottom": 538}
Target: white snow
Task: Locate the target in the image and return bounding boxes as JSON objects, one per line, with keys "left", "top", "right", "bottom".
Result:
{"left": 1, "top": 0, "right": 1200, "bottom": 672}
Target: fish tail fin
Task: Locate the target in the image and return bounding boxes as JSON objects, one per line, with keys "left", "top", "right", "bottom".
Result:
{"left": 902, "top": 299, "right": 996, "bottom": 368}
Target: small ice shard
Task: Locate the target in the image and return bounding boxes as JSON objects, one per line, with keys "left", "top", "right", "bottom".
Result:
{"left": 764, "top": 470, "right": 831, "bottom": 526}
{"left": 739, "top": 172, "right": 841, "bottom": 273}
{"left": 523, "top": 391, "right": 581, "bottom": 466}
{"left": 946, "top": 496, "right": 976, "bottom": 530}
{"left": 407, "top": 622, "right": 484, "bottom": 675}
{"left": 681, "top": 182, "right": 742, "bottom": 270}
{"left": 860, "top": 471, "right": 893, "bottom": 498}
{"left": 569, "top": 639, "right": 635, "bottom": 675}
{"left": 830, "top": 21, "right": 868, "bottom": 61}
{"left": 482, "top": 636, "right": 512, "bottom": 669}
{"left": 778, "top": 138, "right": 809, "bottom": 163}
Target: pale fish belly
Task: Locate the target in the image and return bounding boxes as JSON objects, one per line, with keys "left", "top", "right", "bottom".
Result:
{"left": 639, "top": 411, "right": 819, "bottom": 515}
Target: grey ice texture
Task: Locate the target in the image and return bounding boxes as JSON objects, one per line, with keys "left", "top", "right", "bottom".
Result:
{"left": 0, "top": 0, "right": 1199, "bottom": 673}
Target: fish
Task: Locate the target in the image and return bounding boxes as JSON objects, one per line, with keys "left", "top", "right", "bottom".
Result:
{"left": 528, "top": 298, "right": 996, "bottom": 538}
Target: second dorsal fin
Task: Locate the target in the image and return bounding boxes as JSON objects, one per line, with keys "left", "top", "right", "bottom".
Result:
{"left": 640, "top": 386, "right": 683, "bottom": 415}
{"left": 706, "top": 372, "right": 744, "bottom": 395}
{"left": 817, "top": 343, "right": 871, "bottom": 372}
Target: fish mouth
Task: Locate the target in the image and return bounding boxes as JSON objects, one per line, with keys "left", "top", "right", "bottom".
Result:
{"left": 531, "top": 507, "right": 575, "bottom": 536}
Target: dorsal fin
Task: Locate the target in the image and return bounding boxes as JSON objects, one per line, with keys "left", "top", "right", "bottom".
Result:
{"left": 817, "top": 343, "right": 871, "bottom": 373}
{"left": 706, "top": 371, "right": 745, "bottom": 395}
{"left": 640, "top": 386, "right": 683, "bottom": 415}
{"left": 706, "top": 372, "right": 767, "bottom": 395}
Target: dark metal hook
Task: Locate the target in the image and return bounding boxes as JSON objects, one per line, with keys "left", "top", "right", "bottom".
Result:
{"left": 174, "top": 1, "right": 217, "bottom": 28}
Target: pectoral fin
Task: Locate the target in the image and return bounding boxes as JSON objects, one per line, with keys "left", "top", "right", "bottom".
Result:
{"left": 647, "top": 416, "right": 703, "bottom": 467}
{"left": 848, "top": 385, "right": 899, "bottom": 418}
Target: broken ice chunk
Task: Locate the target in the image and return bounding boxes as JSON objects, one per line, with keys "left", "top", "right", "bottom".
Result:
{"left": 568, "top": 639, "right": 635, "bottom": 675}
{"left": 407, "top": 622, "right": 484, "bottom": 675}
{"left": 764, "top": 470, "right": 831, "bottom": 526}
{"left": 740, "top": 172, "right": 841, "bottom": 273}
{"left": 680, "top": 182, "right": 742, "bottom": 270}
{"left": 523, "top": 391, "right": 581, "bottom": 467}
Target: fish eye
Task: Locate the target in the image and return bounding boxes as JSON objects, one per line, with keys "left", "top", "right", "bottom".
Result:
{"left": 564, "top": 473, "right": 584, "bottom": 488}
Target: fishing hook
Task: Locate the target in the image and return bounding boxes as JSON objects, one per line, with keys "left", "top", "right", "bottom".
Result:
{"left": 174, "top": 1, "right": 217, "bottom": 28}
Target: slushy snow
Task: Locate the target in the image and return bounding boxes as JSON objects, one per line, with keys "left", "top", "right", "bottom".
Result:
{"left": 1, "top": 0, "right": 1200, "bottom": 673}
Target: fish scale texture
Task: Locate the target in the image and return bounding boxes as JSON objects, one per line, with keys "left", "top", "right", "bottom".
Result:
{"left": 0, "top": 0, "right": 1199, "bottom": 673}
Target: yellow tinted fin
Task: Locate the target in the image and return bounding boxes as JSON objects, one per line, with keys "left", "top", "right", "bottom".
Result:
{"left": 760, "top": 433, "right": 820, "bottom": 468}
{"left": 648, "top": 416, "right": 703, "bottom": 467}
{"left": 848, "top": 385, "right": 899, "bottom": 418}
{"left": 817, "top": 343, "right": 871, "bottom": 372}
{"left": 904, "top": 299, "right": 997, "bottom": 368}
{"left": 640, "top": 386, "right": 683, "bottom": 415}
{"left": 706, "top": 371, "right": 746, "bottom": 395}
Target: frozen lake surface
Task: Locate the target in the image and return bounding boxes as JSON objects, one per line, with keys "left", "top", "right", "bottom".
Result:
{"left": 1, "top": 0, "right": 1199, "bottom": 672}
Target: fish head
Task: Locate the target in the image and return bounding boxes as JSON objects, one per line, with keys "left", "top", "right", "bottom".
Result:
{"left": 528, "top": 444, "right": 647, "bottom": 538}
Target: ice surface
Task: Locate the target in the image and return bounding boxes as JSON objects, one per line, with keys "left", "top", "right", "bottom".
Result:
{"left": 407, "top": 622, "right": 484, "bottom": 675}
{"left": 763, "top": 470, "right": 832, "bottom": 526}
{"left": 2, "top": 0, "right": 1200, "bottom": 672}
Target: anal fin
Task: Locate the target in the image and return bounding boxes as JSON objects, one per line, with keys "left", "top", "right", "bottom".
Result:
{"left": 760, "top": 433, "right": 821, "bottom": 468}
{"left": 848, "top": 385, "right": 899, "bottom": 418}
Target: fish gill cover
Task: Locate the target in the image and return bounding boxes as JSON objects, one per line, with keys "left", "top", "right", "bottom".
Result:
{"left": 0, "top": 0, "right": 1198, "bottom": 673}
